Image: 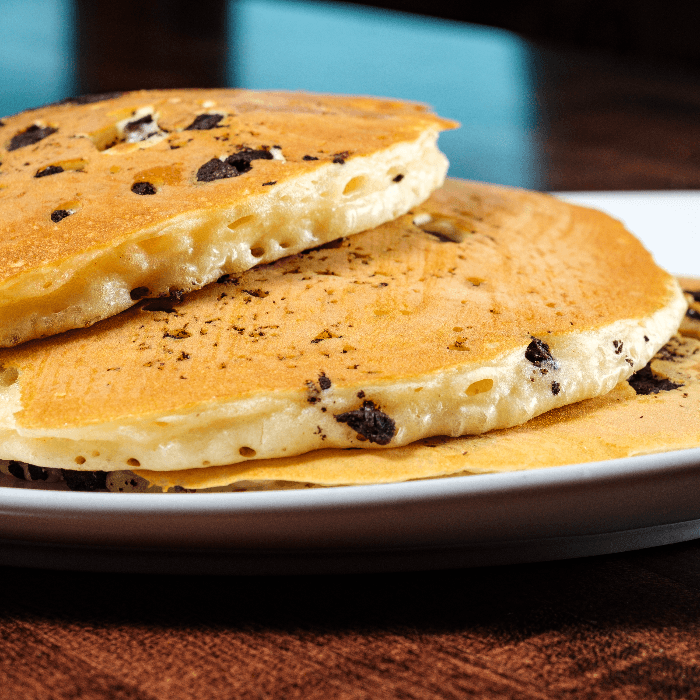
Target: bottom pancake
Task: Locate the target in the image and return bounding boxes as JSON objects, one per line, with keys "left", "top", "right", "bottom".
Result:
{"left": 2, "top": 329, "right": 699, "bottom": 492}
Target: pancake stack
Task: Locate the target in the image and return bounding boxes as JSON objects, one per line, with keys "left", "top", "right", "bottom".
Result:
{"left": 0, "top": 90, "right": 691, "bottom": 492}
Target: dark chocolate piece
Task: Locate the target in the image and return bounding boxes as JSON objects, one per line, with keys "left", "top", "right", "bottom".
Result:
{"left": 59, "top": 92, "right": 124, "bottom": 106}
{"left": 50, "top": 209, "right": 71, "bottom": 223}
{"left": 628, "top": 364, "right": 682, "bottom": 395}
{"left": 332, "top": 151, "right": 349, "bottom": 164}
{"left": 393, "top": 174, "right": 404, "bottom": 182}
{"left": 130, "top": 286, "right": 150, "bottom": 301}
{"left": 318, "top": 373, "right": 331, "bottom": 390}
{"left": 27, "top": 464, "right": 49, "bottom": 481}
{"left": 131, "top": 181, "right": 157, "bottom": 195}
{"left": 224, "top": 147, "right": 273, "bottom": 175}
{"left": 7, "top": 461, "right": 25, "bottom": 480}
{"left": 217, "top": 274, "right": 239, "bottom": 285}
{"left": 62, "top": 470, "right": 108, "bottom": 492}
{"left": 35, "top": 164, "right": 64, "bottom": 178}
{"left": 197, "top": 158, "right": 239, "bottom": 182}
{"left": 335, "top": 400, "right": 396, "bottom": 445}
{"left": 185, "top": 113, "right": 224, "bottom": 130}
{"left": 163, "top": 328, "right": 191, "bottom": 339}
{"left": 551, "top": 381, "right": 561, "bottom": 396}
{"left": 613, "top": 340, "right": 624, "bottom": 354}
{"left": 525, "top": 337, "right": 558, "bottom": 369}
{"left": 303, "top": 155, "right": 319, "bottom": 161}
{"left": 262, "top": 181, "right": 276, "bottom": 186}
{"left": 8, "top": 124, "right": 58, "bottom": 151}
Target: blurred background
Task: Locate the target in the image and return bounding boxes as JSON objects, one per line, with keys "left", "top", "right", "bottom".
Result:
{"left": 1, "top": 0, "right": 699, "bottom": 191}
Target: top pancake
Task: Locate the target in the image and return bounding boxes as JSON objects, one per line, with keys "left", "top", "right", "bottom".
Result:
{"left": 0, "top": 89, "right": 455, "bottom": 346}
{"left": 0, "top": 179, "right": 686, "bottom": 472}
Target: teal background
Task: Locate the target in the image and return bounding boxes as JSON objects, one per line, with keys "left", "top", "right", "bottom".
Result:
{"left": 0, "top": 0, "right": 542, "bottom": 188}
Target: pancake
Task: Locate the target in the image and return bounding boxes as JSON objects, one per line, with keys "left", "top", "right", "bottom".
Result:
{"left": 0, "top": 89, "right": 455, "bottom": 347}
{"left": 121, "top": 331, "right": 700, "bottom": 491}
{"left": 0, "top": 179, "right": 685, "bottom": 476}
{"left": 3, "top": 329, "right": 698, "bottom": 492}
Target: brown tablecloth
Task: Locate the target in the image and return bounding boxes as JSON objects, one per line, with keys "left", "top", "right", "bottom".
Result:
{"left": 4, "top": 540, "right": 700, "bottom": 699}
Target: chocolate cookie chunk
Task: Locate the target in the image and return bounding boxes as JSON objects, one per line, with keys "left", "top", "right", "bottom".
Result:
{"left": 525, "top": 337, "right": 558, "bottom": 369}
{"left": 185, "top": 114, "right": 224, "bottom": 130}
{"left": 50, "top": 209, "right": 71, "bottom": 223}
{"left": 35, "top": 165, "right": 64, "bottom": 178}
{"left": 196, "top": 158, "right": 239, "bottom": 182}
{"left": 7, "top": 124, "right": 57, "bottom": 151}
{"left": 62, "top": 469, "right": 108, "bottom": 491}
{"left": 628, "top": 363, "right": 682, "bottom": 395}
{"left": 132, "top": 182, "right": 157, "bottom": 195}
{"left": 335, "top": 400, "right": 396, "bottom": 445}
{"left": 225, "top": 148, "right": 273, "bottom": 175}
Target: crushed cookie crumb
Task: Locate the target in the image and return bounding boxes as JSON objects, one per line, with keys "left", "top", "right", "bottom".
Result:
{"left": 242, "top": 288, "right": 269, "bottom": 298}
{"left": 8, "top": 124, "right": 57, "bottom": 151}
{"left": 335, "top": 400, "right": 396, "bottom": 445}
{"left": 332, "top": 151, "right": 349, "bottom": 164}
{"left": 185, "top": 113, "right": 224, "bottom": 130}
{"left": 50, "top": 209, "right": 71, "bottom": 223}
{"left": 629, "top": 364, "right": 682, "bottom": 395}
{"left": 132, "top": 181, "right": 157, "bottom": 195}
{"left": 163, "top": 328, "right": 191, "bottom": 340}
{"left": 35, "top": 165, "right": 64, "bottom": 178}
{"left": 525, "top": 337, "right": 558, "bottom": 370}
{"left": 197, "top": 158, "right": 238, "bottom": 182}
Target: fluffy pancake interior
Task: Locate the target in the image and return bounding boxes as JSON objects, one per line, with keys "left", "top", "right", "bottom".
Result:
{"left": 0, "top": 180, "right": 686, "bottom": 472}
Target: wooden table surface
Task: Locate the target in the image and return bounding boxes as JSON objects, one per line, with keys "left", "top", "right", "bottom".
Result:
{"left": 3, "top": 11, "right": 700, "bottom": 700}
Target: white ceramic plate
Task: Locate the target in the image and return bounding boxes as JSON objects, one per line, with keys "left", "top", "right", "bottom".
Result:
{"left": 2, "top": 191, "right": 699, "bottom": 574}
